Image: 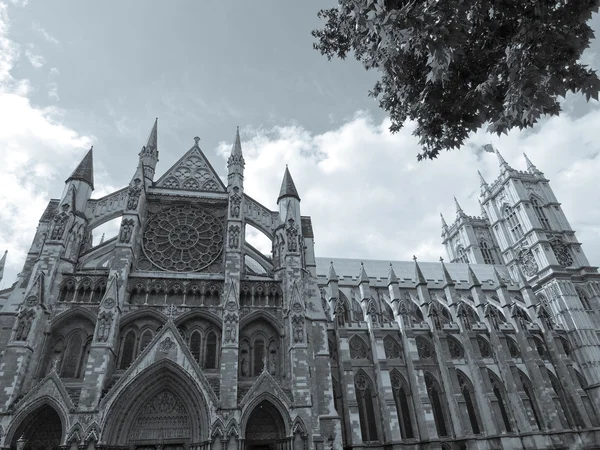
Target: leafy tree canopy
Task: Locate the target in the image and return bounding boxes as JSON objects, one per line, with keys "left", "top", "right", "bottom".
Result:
{"left": 312, "top": 0, "right": 600, "bottom": 160}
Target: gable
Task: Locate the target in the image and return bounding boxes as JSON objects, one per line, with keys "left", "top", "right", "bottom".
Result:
{"left": 155, "top": 143, "right": 226, "bottom": 193}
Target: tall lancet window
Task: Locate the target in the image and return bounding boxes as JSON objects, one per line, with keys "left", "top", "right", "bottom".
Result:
{"left": 480, "top": 240, "right": 495, "bottom": 265}
{"left": 355, "top": 372, "right": 379, "bottom": 442}
{"left": 531, "top": 197, "right": 550, "bottom": 230}
{"left": 504, "top": 206, "right": 524, "bottom": 242}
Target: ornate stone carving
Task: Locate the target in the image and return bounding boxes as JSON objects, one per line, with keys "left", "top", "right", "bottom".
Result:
{"left": 367, "top": 300, "right": 379, "bottom": 327}
{"left": 550, "top": 238, "right": 573, "bottom": 267}
{"left": 228, "top": 224, "right": 240, "bottom": 249}
{"left": 349, "top": 336, "right": 369, "bottom": 359}
{"left": 126, "top": 178, "right": 142, "bottom": 210}
{"left": 25, "top": 295, "right": 38, "bottom": 307}
{"left": 158, "top": 337, "right": 175, "bottom": 353}
{"left": 142, "top": 204, "right": 224, "bottom": 272}
{"left": 292, "top": 315, "right": 304, "bottom": 343}
{"left": 119, "top": 218, "right": 135, "bottom": 243}
{"left": 448, "top": 337, "right": 463, "bottom": 358}
{"left": 129, "top": 390, "right": 191, "bottom": 440}
{"left": 286, "top": 219, "right": 298, "bottom": 252}
{"left": 103, "top": 297, "right": 115, "bottom": 309}
{"left": 477, "top": 336, "right": 492, "bottom": 358}
{"left": 50, "top": 204, "right": 70, "bottom": 240}
{"left": 384, "top": 336, "right": 403, "bottom": 359}
{"left": 96, "top": 312, "right": 112, "bottom": 342}
{"left": 14, "top": 309, "right": 35, "bottom": 341}
{"left": 230, "top": 187, "right": 241, "bottom": 218}
{"left": 224, "top": 314, "right": 237, "bottom": 343}
{"left": 517, "top": 247, "right": 538, "bottom": 277}
{"left": 416, "top": 336, "right": 434, "bottom": 359}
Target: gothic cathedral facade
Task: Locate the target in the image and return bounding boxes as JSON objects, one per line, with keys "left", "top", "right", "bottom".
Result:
{"left": 0, "top": 121, "right": 600, "bottom": 450}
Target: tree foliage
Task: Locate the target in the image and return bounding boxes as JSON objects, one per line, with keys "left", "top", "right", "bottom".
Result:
{"left": 312, "top": 0, "right": 600, "bottom": 160}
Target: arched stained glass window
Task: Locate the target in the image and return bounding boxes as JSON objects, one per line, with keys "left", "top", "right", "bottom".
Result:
{"left": 119, "top": 330, "right": 136, "bottom": 370}
{"left": 391, "top": 371, "right": 414, "bottom": 440}
{"left": 139, "top": 329, "right": 153, "bottom": 354}
{"left": 190, "top": 330, "right": 201, "bottom": 363}
{"left": 253, "top": 338, "right": 265, "bottom": 375}
{"left": 61, "top": 332, "right": 84, "bottom": 378}
{"left": 355, "top": 372, "right": 379, "bottom": 442}
{"left": 425, "top": 373, "right": 450, "bottom": 437}
{"left": 480, "top": 240, "right": 495, "bottom": 265}
{"left": 205, "top": 331, "right": 217, "bottom": 369}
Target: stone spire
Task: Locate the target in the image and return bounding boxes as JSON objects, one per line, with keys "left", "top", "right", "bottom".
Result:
{"left": 478, "top": 170, "right": 489, "bottom": 195}
{"left": 358, "top": 262, "right": 369, "bottom": 284}
{"left": 454, "top": 197, "right": 465, "bottom": 218}
{"left": 327, "top": 261, "right": 338, "bottom": 282}
{"left": 0, "top": 250, "right": 6, "bottom": 283}
{"left": 142, "top": 118, "right": 158, "bottom": 156}
{"left": 440, "top": 257, "right": 455, "bottom": 287}
{"left": 413, "top": 256, "right": 427, "bottom": 285}
{"left": 440, "top": 212, "right": 448, "bottom": 230}
{"left": 387, "top": 263, "right": 398, "bottom": 284}
{"left": 478, "top": 199, "right": 488, "bottom": 219}
{"left": 523, "top": 152, "right": 542, "bottom": 175}
{"left": 228, "top": 126, "right": 245, "bottom": 168}
{"left": 66, "top": 147, "right": 94, "bottom": 189}
{"left": 467, "top": 265, "right": 481, "bottom": 287}
{"left": 495, "top": 148, "right": 512, "bottom": 172}
{"left": 277, "top": 166, "right": 300, "bottom": 203}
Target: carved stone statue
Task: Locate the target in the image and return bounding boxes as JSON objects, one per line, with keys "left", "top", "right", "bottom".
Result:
{"left": 241, "top": 355, "right": 248, "bottom": 376}
{"left": 286, "top": 219, "right": 298, "bottom": 252}
{"left": 119, "top": 219, "right": 135, "bottom": 243}
{"left": 50, "top": 204, "right": 70, "bottom": 240}
{"left": 126, "top": 178, "right": 142, "bottom": 210}
{"left": 228, "top": 225, "right": 240, "bottom": 249}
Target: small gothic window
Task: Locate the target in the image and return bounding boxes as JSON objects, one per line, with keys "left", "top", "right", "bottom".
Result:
{"left": 383, "top": 335, "right": 403, "bottom": 359}
{"left": 119, "top": 330, "right": 136, "bottom": 370}
{"left": 390, "top": 371, "right": 414, "bottom": 440}
{"left": 477, "top": 336, "right": 492, "bottom": 359}
{"left": 253, "top": 338, "right": 265, "bottom": 375}
{"left": 425, "top": 373, "right": 450, "bottom": 437}
{"left": 480, "top": 240, "right": 495, "bottom": 265}
{"left": 457, "top": 372, "right": 481, "bottom": 435}
{"left": 531, "top": 197, "right": 550, "bottom": 230}
{"left": 139, "top": 329, "right": 153, "bottom": 354}
{"left": 504, "top": 205, "right": 524, "bottom": 242}
{"left": 190, "top": 331, "right": 201, "bottom": 363}
{"left": 447, "top": 336, "right": 464, "bottom": 359}
{"left": 349, "top": 336, "right": 369, "bottom": 359}
{"left": 205, "top": 331, "right": 218, "bottom": 369}
{"left": 61, "top": 332, "right": 84, "bottom": 378}
{"left": 416, "top": 336, "right": 435, "bottom": 359}
{"left": 457, "top": 247, "right": 469, "bottom": 264}
{"left": 507, "top": 337, "right": 521, "bottom": 359}
{"left": 533, "top": 337, "right": 548, "bottom": 360}
{"left": 355, "top": 373, "right": 379, "bottom": 442}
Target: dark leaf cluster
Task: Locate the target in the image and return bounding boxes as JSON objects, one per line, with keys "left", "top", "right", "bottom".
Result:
{"left": 312, "top": 0, "right": 600, "bottom": 160}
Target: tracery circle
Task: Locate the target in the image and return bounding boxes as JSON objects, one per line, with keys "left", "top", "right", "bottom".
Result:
{"left": 142, "top": 205, "right": 224, "bottom": 272}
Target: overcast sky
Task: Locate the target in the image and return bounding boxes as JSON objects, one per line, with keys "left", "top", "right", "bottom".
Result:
{"left": 1, "top": 0, "right": 599, "bottom": 287}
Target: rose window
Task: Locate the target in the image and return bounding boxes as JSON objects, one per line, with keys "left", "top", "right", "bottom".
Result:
{"left": 142, "top": 205, "right": 224, "bottom": 272}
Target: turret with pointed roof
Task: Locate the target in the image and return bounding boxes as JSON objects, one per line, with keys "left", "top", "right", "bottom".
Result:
{"left": 278, "top": 166, "right": 300, "bottom": 203}
{"left": 66, "top": 147, "right": 94, "bottom": 189}
{"left": 227, "top": 127, "right": 245, "bottom": 189}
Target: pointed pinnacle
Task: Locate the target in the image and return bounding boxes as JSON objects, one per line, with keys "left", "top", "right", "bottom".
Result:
{"left": 440, "top": 212, "right": 448, "bottom": 229}
{"left": 232, "top": 126, "right": 243, "bottom": 156}
{"left": 478, "top": 199, "right": 487, "bottom": 218}
{"left": 414, "top": 259, "right": 427, "bottom": 285}
{"left": 495, "top": 148, "right": 507, "bottom": 166}
{"left": 358, "top": 262, "right": 369, "bottom": 284}
{"left": 277, "top": 166, "right": 300, "bottom": 203}
{"left": 454, "top": 197, "right": 464, "bottom": 216}
{"left": 388, "top": 263, "right": 398, "bottom": 285}
{"left": 440, "top": 259, "right": 454, "bottom": 286}
{"left": 493, "top": 267, "right": 507, "bottom": 288}
{"left": 478, "top": 170, "right": 489, "bottom": 188}
{"left": 66, "top": 147, "right": 94, "bottom": 189}
{"left": 327, "top": 261, "right": 338, "bottom": 282}
{"left": 467, "top": 265, "right": 481, "bottom": 287}
{"left": 523, "top": 152, "right": 540, "bottom": 174}
{"left": 147, "top": 118, "right": 158, "bottom": 150}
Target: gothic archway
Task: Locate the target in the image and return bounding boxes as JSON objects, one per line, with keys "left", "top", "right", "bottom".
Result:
{"left": 10, "top": 404, "right": 63, "bottom": 450}
{"left": 102, "top": 360, "right": 210, "bottom": 446}
{"left": 244, "top": 400, "right": 287, "bottom": 450}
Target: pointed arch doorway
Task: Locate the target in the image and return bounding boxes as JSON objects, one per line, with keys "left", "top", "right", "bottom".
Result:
{"left": 244, "top": 400, "right": 287, "bottom": 450}
{"left": 10, "top": 404, "right": 63, "bottom": 450}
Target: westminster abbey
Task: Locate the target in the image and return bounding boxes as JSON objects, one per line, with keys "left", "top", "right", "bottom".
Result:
{"left": 0, "top": 121, "right": 600, "bottom": 450}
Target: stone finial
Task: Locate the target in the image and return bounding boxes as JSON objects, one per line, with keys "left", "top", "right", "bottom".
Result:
{"left": 327, "top": 261, "right": 339, "bottom": 282}
{"left": 467, "top": 265, "right": 481, "bottom": 287}
{"left": 358, "top": 262, "right": 369, "bottom": 284}
{"left": 387, "top": 263, "right": 398, "bottom": 285}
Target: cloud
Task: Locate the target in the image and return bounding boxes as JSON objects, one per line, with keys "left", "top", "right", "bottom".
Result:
{"left": 217, "top": 108, "right": 600, "bottom": 270}
{"left": 32, "top": 21, "right": 59, "bottom": 45}
{"left": 0, "top": 2, "right": 93, "bottom": 286}
{"left": 47, "top": 81, "right": 58, "bottom": 100}
{"left": 25, "top": 43, "right": 45, "bottom": 68}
